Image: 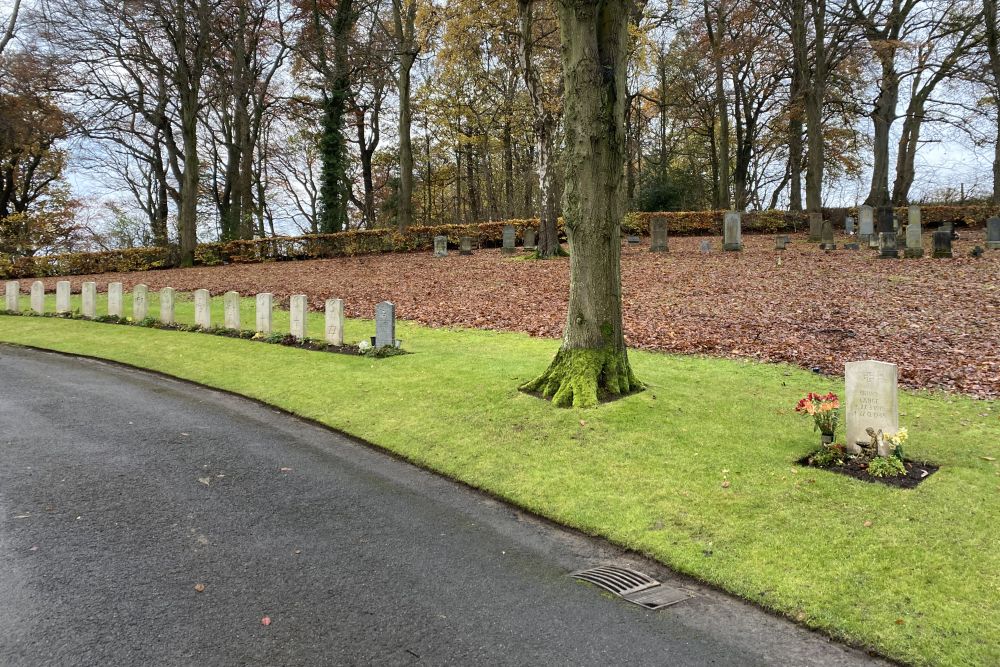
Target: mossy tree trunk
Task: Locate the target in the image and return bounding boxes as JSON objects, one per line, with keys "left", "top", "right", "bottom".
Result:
{"left": 520, "top": 0, "right": 640, "bottom": 408}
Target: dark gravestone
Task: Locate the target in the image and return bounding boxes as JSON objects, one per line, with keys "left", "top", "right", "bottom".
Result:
{"left": 650, "top": 217, "right": 668, "bottom": 252}
{"left": 877, "top": 206, "right": 898, "bottom": 258}
{"left": 502, "top": 225, "right": 516, "bottom": 255}
{"left": 820, "top": 219, "right": 836, "bottom": 250}
{"left": 808, "top": 212, "right": 823, "bottom": 242}
{"left": 845, "top": 243, "right": 860, "bottom": 251}
{"left": 524, "top": 228, "right": 537, "bottom": 250}
{"left": 627, "top": 234, "right": 641, "bottom": 245}
{"left": 932, "top": 231, "right": 952, "bottom": 258}
{"left": 459, "top": 236, "right": 473, "bottom": 255}
{"left": 987, "top": 217, "right": 1000, "bottom": 250}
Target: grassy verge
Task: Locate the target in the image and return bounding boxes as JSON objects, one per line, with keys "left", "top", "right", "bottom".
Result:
{"left": 2, "top": 292, "right": 999, "bottom": 665}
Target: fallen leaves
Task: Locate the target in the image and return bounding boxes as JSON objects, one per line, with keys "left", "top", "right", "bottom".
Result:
{"left": 194, "top": 583, "right": 206, "bottom": 593}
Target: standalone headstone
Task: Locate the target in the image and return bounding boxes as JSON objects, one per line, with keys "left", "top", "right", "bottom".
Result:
{"left": 4, "top": 280, "right": 19, "bottom": 312}
{"left": 774, "top": 235, "right": 788, "bottom": 250}
{"left": 877, "top": 206, "right": 898, "bottom": 258}
{"left": 133, "top": 284, "right": 149, "bottom": 321}
{"left": 81, "top": 282, "right": 96, "bottom": 318}
{"left": 325, "top": 298, "right": 344, "bottom": 346}
{"left": 502, "top": 225, "right": 516, "bottom": 255}
{"left": 256, "top": 293, "right": 273, "bottom": 334}
{"left": 808, "top": 212, "right": 823, "bottom": 242}
{"left": 224, "top": 291, "right": 240, "bottom": 330}
{"left": 30, "top": 281, "right": 44, "bottom": 314}
{"left": 987, "top": 217, "right": 1000, "bottom": 250}
{"left": 374, "top": 301, "right": 395, "bottom": 348}
{"left": 858, "top": 205, "right": 874, "bottom": 243}
{"left": 55, "top": 281, "right": 71, "bottom": 314}
{"left": 459, "top": 236, "right": 473, "bottom": 256}
{"left": 433, "top": 235, "right": 448, "bottom": 258}
{"left": 932, "top": 231, "right": 952, "bottom": 258}
{"left": 845, "top": 216, "right": 855, "bottom": 235}
{"left": 289, "top": 294, "right": 307, "bottom": 340}
{"left": 524, "top": 228, "right": 537, "bottom": 250}
{"left": 108, "top": 282, "right": 123, "bottom": 317}
{"left": 194, "top": 289, "right": 211, "bottom": 329}
{"left": 845, "top": 360, "right": 899, "bottom": 454}
{"left": 699, "top": 240, "right": 711, "bottom": 254}
{"left": 650, "top": 217, "right": 668, "bottom": 252}
{"left": 904, "top": 221, "right": 923, "bottom": 258}
{"left": 626, "top": 234, "right": 641, "bottom": 245}
{"left": 820, "top": 220, "right": 836, "bottom": 250}
{"left": 160, "top": 287, "right": 175, "bottom": 324}
{"left": 723, "top": 211, "right": 742, "bottom": 251}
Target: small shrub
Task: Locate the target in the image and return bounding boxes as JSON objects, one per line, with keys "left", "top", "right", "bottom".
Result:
{"left": 867, "top": 456, "right": 907, "bottom": 478}
{"left": 809, "top": 444, "right": 846, "bottom": 467}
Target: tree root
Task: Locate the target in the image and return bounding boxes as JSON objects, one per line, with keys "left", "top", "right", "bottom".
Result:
{"left": 520, "top": 347, "right": 642, "bottom": 408}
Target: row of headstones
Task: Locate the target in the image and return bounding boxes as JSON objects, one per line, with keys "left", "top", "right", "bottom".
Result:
{"left": 3, "top": 280, "right": 401, "bottom": 349}
{"left": 432, "top": 225, "right": 540, "bottom": 257}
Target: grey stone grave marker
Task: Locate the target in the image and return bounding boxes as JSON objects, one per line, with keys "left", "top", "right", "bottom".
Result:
{"left": 877, "top": 206, "right": 898, "bottom": 258}
{"left": 133, "top": 284, "right": 149, "bottom": 321}
{"left": 81, "top": 281, "right": 96, "bottom": 318}
{"left": 820, "top": 220, "right": 836, "bottom": 250}
{"left": 290, "top": 294, "right": 307, "bottom": 340}
{"left": 459, "top": 236, "right": 473, "bottom": 255}
{"left": 723, "top": 211, "right": 742, "bottom": 251}
{"left": 626, "top": 234, "right": 641, "bottom": 245}
{"left": 987, "top": 217, "right": 1000, "bottom": 249}
{"left": 808, "top": 211, "right": 823, "bottom": 242}
{"left": 844, "top": 243, "right": 860, "bottom": 250}
{"left": 845, "top": 216, "right": 855, "bottom": 235}
{"left": 845, "top": 360, "right": 899, "bottom": 454}
{"left": 932, "top": 231, "right": 952, "bottom": 258}
{"left": 700, "top": 240, "right": 711, "bottom": 254}
{"left": 256, "top": 293, "right": 273, "bottom": 334}
{"left": 905, "top": 216, "right": 923, "bottom": 258}
{"left": 160, "top": 287, "right": 175, "bottom": 324}
{"left": 108, "top": 282, "right": 123, "bottom": 317}
{"left": 433, "top": 235, "right": 448, "bottom": 257}
{"left": 650, "top": 217, "right": 668, "bottom": 252}
{"left": 502, "top": 225, "right": 516, "bottom": 255}
{"left": 224, "top": 291, "right": 240, "bottom": 330}
{"left": 30, "top": 281, "right": 44, "bottom": 314}
{"left": 858, "top": 205, "right": 874, "bottom": 243}
{"left": 375, "top": 301, "right": 395, "bottom": 348}
{"left": 524, "top": 228, "right": 537, "bottom": 250}
{"left": 56, "top": 281, "right": 71, "bottom": 314}
{"left": 774, "top": 235, "right": 787, "bottom": 250}
{"left": 5, "top": 280, "right": 19, "bottom": 312}
{"left": 194, "top": 289, "right": 211, "bottom": 328}
{"left": 325, "top": 298, "right": 344, "bottom": 345}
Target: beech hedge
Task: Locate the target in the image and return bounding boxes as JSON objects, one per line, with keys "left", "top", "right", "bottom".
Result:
{"left": 2, "top": 205, "right": 997, "bottom": 279}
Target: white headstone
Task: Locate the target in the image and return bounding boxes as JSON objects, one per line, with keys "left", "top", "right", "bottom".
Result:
{"left": 160, "top": 287, "right": 175, "bottom": 324}
{"left": 224, "top": 291, "right": 240, "bottom": 330}
{"left": 256, "top": 293, "right": 273, "bottom": 334}
{"left": 325, "top": 298, "right": 344, "bottom": 346}
{"left": 108, "top": 282, "right": 123, "bottom": 318}
{"left": 374, "top": 301, "right": 395, "bottom": 348}
{"left": 723, "top": 211, "right": 742, "bottom": 251}
{"left": 433, "top": 236, "right": 448, "bottom": 257}
{"left": 858, "top": 205, "right": 874, "bottom": 238}
{"left": 845, "top": 360, "right": 899, "bottom": 453}
{"left": 56, "top": 281, "right": 71, "bottom": 314}
{"left": 194, "top": 289, "right": 211, "bottom": 328}
{"left": 133, "top": 284, "right": 149, "bottom": 321}
{"left": 31, "top": 281, "right": 45, "bottom": 314}
{"left": 4, "top": 280, "right": 18, "bottom": 312}
{"left": 82, "top": 282, "right": 97, "bottom": 318}
{"left": 290, "top": 294, "right": 307, "bottom": 340}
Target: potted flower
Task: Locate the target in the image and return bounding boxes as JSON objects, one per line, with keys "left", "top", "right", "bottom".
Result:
{"left": 795, "top": 392, "right": 841, "bottom": 445}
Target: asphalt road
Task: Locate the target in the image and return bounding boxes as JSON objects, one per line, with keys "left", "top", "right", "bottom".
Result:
{"left": 0, "top": 345, "right": 884, "bottom": 666}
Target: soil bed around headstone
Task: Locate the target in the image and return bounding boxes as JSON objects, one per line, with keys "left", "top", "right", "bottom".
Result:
{"left": 796, "top": 454, "right": 939, "bottom": 489}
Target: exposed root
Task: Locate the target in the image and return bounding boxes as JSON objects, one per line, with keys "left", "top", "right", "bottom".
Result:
{"left": 520, "top": 347, "right": 643, "bottom": 408}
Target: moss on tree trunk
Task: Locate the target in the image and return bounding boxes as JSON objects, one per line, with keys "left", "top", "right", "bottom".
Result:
{"left": 520, "top": 0, "right": 641, "bottom": 407}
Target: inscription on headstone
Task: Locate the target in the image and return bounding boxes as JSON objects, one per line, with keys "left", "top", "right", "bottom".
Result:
{"left": 133, "top": 284, "right": 149, "bottom": 320}
{"left": 325, "top": 298, "right": 344, "bottom": 345}
{"left": 502, "top": 225, "right": 516, "bottom": 255}
{"left": 256, "top": 293, "right": 273, "bottom": 334}
{"left": 375, "top": 301, "right": 395, "bottom": 348}
{"left": 160, "top": 287, "right": 175, "bottom": 324}
{"left": 650, "top": 217, "right": 668, "bottom": 252}
{"left": 4, "top": 280, "right": 19, "bottom": 312}
{"left": 81, "top": 282, "right": 96, "bottom": 318}
{"left": 108, "top": 282, "right": 123, "bottom": 317}
{"left": 433, "top": 235, "right": 448, "bottom": 257}
{"left": 56, "top": 281, "right": 71, "bottom": 314}
{"left": 224, "top": 291, "right": 240, "bottom": 330}
{"left": 30, "top": 281, "right": 44, "bottom": 314}
{"left": 290, "top": 294, "right": 307, "bottom": 340}
{"left": 987, "top": 217, "right": 1000, "bottom": 250}
{"left": 845, "top": 360, "right": 899, "bottom": 453}
{"left": 194, "top": 289, "right": 211, "bottom": 328}
{"left": 723, "top": 211, "right": 742, "bottom": 251}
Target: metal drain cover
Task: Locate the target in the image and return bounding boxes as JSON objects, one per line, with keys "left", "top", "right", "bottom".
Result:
{"left": 570, "top": 565, "right": 692, "bottom": 610}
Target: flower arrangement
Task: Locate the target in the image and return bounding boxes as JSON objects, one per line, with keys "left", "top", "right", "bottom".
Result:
{"left": 795, "top": 392, "right": 841, "bottom": 436}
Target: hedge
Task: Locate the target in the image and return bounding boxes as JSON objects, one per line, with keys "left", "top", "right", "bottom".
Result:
{"left": 3, "top": 205, "right": 997, "bottom": 279}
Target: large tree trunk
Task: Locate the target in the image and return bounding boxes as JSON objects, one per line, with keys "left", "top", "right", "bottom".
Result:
{"left": 990, "top": 0, "right": 1000, "bottom": 203}
{"left": 865, "top": 57, "right": 897, "bottom": 207}
{"left": 891, "top": 99, "right": 923, "bottom": 205}
{"left": 787, "top": 0, "right": 806, "bottom": 211}
{"left": 521, "top": 0, "right": 641, "bottom": 408}
{"left": 393, "top": 0, "right": 417, "bottom": 231}
{"left": 705, "top": 0, "right": 731, "bottom": 209}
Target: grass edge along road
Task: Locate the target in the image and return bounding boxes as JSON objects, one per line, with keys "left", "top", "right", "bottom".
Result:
{"left": 1, "top": 293, "right": 998, "bottom": 666}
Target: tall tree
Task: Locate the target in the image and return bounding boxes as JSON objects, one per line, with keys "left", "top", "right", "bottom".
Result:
{"left": 704, "top": 0, "right": 732, "bottom": 209}
{"left": 520, "top": 0, "right": 641, "bottom": 407}
{"left": 987, "top": 0, "right": 1000, "bottom": 203}
{"left": 391, "top": 0, "right": 419, "bottom": 230}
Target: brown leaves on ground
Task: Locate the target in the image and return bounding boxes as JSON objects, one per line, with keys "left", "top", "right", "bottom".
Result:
{"left": 37, "top": 231, "right": 1000, "bottom": 399}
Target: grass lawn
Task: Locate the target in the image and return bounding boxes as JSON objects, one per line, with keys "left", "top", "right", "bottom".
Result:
{"left": 2, "top": 291, "right": 999, "bottom": 666}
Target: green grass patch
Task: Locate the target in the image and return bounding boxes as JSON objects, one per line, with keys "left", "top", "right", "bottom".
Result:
{"left": 2, "top": 292, "right": 999, "bottom": 665}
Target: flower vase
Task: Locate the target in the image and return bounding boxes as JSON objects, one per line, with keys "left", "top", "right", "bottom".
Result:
{"left": 820, "top": 432, "right": 834, "bottom": 446}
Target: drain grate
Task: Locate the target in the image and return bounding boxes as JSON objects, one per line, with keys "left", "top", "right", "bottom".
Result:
{"left": 570, "top": 565, "right": 692, "bottom": 610}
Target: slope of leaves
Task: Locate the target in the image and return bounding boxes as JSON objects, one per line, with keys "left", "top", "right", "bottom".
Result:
{"left": 27, "top": 231, "right": 1000, "bottom": 398}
